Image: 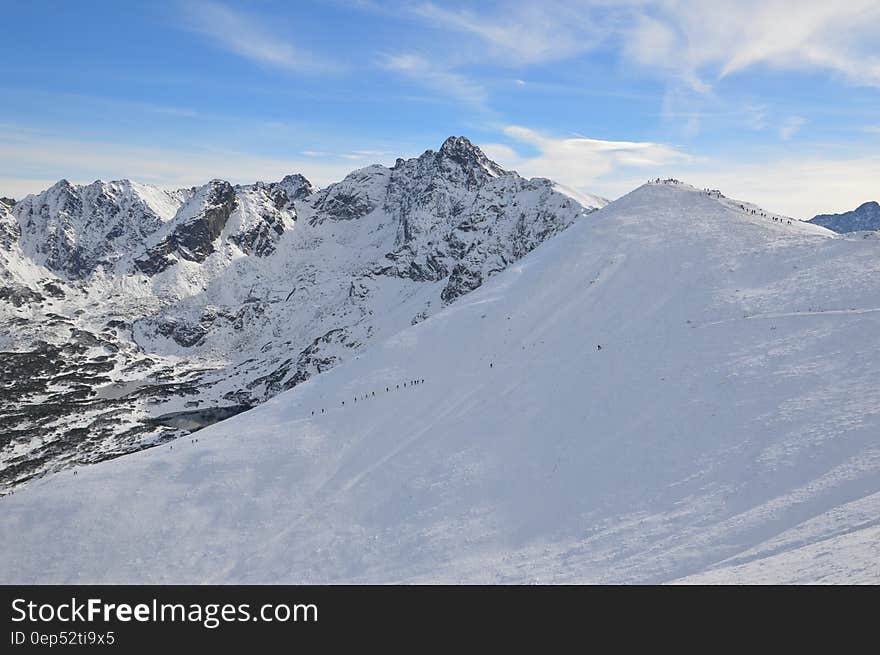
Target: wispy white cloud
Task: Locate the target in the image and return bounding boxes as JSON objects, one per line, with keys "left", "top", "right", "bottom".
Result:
{"left": 779, "top": 116, "right": 807, "bottom": 140}
{"left": 429, "top": 0, "right": 878, "bottom": 94}
{"left": 479, "top": 123, "right": 879, "bottom": 218}
{"left": 621, "top": 11, "right": 710, "bottom": 93}
{"left": 381, "top": 54, "right": 489, "bottom": 109}
{"left": 181, "top": 1, "right": 340, "bottom": 73}
{"left": 0, "top": 88, "right": 224, "bottom": 122}
{"left": 404, "top": 1, "right": 880, "bottom": 92}
{"left": 617, "top": 1, "right": 880, "bottom": 90}
{"left": 411, "top": 2, "right": 599, "bottom": 65}
{"left": 744, "top": 105, "right": 769, "bottom": 131}
{"left": 481, "top": 125, "right": 693, "bottom": 190}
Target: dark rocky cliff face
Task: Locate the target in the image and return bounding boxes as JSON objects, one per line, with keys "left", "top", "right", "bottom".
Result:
{"left": 229, "top": 209, "right": 286, "bottom": 257}
{"left": 135, "top": 180, "right": 238, "bottom": 274}
{"left": 0, "top": 202, "right": 20, "bottom": 250}
{"left": 309, "top": 166, "right": 390, "bottom": 223}
{"left": 227, "top": 180, "right": 301, "bottom": 257}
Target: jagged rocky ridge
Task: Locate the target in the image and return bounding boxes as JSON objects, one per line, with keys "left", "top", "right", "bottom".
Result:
{"left": 0, "top": 137, "right": 604, "bottom": 491}
{"left": 808, "top": 201, "right": 880, "bottom": 233}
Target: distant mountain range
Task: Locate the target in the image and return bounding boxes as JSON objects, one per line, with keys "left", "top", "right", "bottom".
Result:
{"left": 0, "top": 136, "right": 604, "bottom": 491}
{"left": 808, "top": 200, "right": 880, "bottom": 233}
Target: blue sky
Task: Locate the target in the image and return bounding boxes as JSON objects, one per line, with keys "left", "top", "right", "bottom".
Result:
{"left": 1, "top": 0, "right": 878, "bottom": 217}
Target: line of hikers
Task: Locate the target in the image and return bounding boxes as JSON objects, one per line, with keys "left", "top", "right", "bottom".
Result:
{"left": 310, "top": 378, "right": 426, "bottom": 416}
{"left": 652, "top": 180, "right": 794, "bottom": 225}
{"left": 53, "top": 342, "right": 616, "bottom": 480}
{"left": 737, "top": 204, "right": 792, "bottom": 224}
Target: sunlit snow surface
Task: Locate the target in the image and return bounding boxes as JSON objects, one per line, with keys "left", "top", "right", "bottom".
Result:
{"left": 2, "top": 182, "right": 878, "bottom": 583}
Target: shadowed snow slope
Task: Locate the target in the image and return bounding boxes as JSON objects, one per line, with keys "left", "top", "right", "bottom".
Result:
{"left": 2, "top": 181, "right": 879, "bottom": 583}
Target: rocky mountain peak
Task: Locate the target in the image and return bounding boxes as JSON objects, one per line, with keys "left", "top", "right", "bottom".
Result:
{"left": 49, "top": 178, "right": 73, "bottom": 191}
{"left": 437, "top": 135, "right": 506, "bottom": 178}
{"left": 277, "top": 174, "right": 315, "bottom": 201}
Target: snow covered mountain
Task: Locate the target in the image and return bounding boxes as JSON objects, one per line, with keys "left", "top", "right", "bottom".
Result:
{"left": 0, "top": 137, "right": 603, "bottom": 492}
{"left": 2, "top": 180, "right": 877, "bottom": 584}
{"left": 808, "top": 201, "right": 880, "bottom": 233}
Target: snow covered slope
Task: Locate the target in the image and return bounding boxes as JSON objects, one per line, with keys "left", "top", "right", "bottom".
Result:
{"left": 2, "top": 180, "right": 877, "bottom": 584}
{"left": 0, "top": 137, "right": 602, "bottom": 492}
